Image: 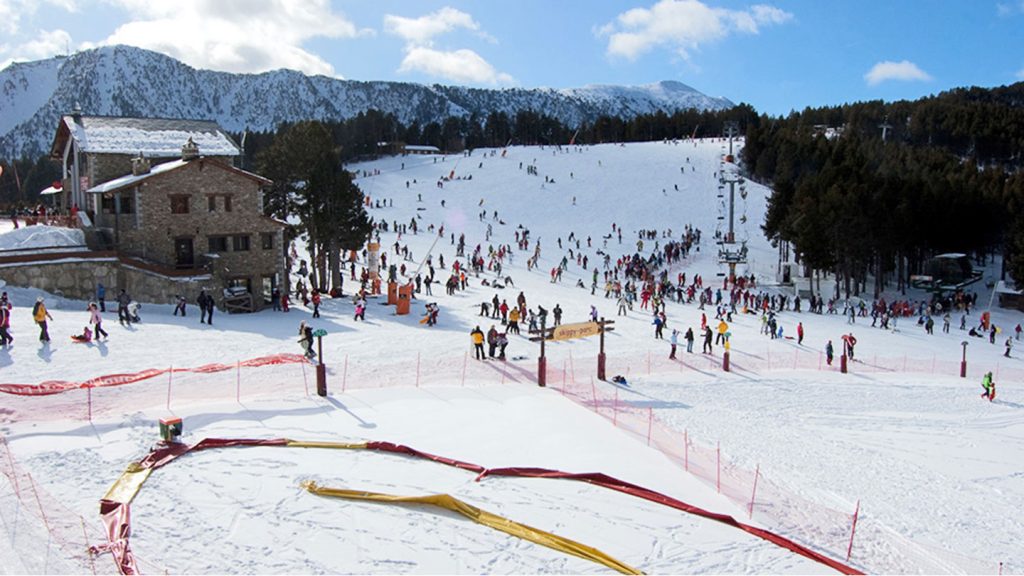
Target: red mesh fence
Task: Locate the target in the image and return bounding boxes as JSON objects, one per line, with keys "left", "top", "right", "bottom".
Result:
{"left": 0, "top": 347, "right": 1016, "bottom": 574}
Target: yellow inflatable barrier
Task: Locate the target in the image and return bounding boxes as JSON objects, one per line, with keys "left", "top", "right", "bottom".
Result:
{"left": 301, "top": 480, "right": 643, "bottom": 575}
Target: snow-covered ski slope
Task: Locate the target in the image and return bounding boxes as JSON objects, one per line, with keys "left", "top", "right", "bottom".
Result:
{"left": 0, "top": 139, "right": 1021, "bottom": 574}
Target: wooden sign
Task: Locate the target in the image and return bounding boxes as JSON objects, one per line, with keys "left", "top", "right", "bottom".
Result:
{"left": 552, "top": 321, "right": 601, "bottom": 341}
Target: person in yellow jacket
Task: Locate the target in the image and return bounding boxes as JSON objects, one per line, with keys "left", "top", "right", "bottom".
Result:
{"left": 470, "top": 325, "right": 485, "bottom": 360}
{"left": 715, "top": 319, "right": 729, "bottom": 346}
{"left": 508, "top": 306, "right": 521, "bottom": 335}
{"left": 32, "top": 296, "right": 53, "bottom": 342}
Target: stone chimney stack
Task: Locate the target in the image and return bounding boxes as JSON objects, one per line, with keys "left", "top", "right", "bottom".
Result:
{"left": 181, "top": 137, "right": 200, "bottom": 161}
{"left": 131, "top": 151, "right": 151, "bottom": 176}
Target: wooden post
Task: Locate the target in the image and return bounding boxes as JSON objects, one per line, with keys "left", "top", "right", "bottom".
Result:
{"left": 598, "top": 317, "right": 607, "bottom": 380}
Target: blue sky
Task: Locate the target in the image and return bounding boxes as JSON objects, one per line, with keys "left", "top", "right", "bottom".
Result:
{"left": 1, "top": 0, "right": 1022, "bottom": 116}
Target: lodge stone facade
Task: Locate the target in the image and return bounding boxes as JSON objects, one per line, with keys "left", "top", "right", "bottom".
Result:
{"left": 90, "top": 151, "right": 286, "bottom": 306}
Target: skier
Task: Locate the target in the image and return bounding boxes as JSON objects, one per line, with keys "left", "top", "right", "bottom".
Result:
{"left": 553, "top": 304, "right": 563, "bottom": 326}
{"left": 980, "top": 371, "right": 995, "bottom": 401}
{"left": 1005, "top": 338, "right": 1013, "bottom": 358}
{"left": 653, "top": 313, "right": 665, "bottom": 339}
{"left": 825, "top": 340, "right": 834, "bottom": 366}
{"left": 702, "top": 325, "right": 714, "bottom": 353}
{"left": 487, "top": 325, "right": 499, "bottom": 358}
{"left": 497, "top": 331, "right": 509, "bottom": 360}
{"left": 684, "top": 327, "right": 694, "bottom": 353}
{"left": 470, "top": 326, "right": 485, "bottom": 360}
{"left": 797, "top": 321, "right": 804, "bottom": 345}
{"left": 32, "top": 296, "right": 53, "bottom": 342}
{"left": 669, "top": 329, "right": 678, "bottom": 359}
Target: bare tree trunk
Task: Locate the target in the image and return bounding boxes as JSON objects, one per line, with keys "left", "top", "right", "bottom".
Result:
{"left": 329, "top": 237, "right": 341, "bottom": 293}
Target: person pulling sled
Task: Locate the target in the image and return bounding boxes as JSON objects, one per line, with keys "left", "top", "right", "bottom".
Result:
{"left": 980, "top": 371, "right": 996, "bottom": 401}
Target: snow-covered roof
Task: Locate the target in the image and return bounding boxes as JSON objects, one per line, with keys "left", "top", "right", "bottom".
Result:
{"left": 86, "top": 157, "right": 271, "bottom": 195}
{"left": 405, "top": 145, "right": 440, "bottom": 152}
{"left": 0, "top": 224, "right": 86, "bottom": 251}
{"left": 39, "top": 184, "right": 62, "bottom": 195}
{"left": 87, "top": 158, "right": 188, "bottom": 194}
{"left": 56, "top": 115, "right": 240, "bottom": 157}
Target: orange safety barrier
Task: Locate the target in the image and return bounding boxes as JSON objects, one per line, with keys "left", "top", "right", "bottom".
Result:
{"left": 0, "top": 354, "right": 310, "bottom": 396}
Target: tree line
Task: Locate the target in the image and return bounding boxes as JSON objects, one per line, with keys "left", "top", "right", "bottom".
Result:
{"left": 744, "top": 83, "right": 1024, "bottom": 296}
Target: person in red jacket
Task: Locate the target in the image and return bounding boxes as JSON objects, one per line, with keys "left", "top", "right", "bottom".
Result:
{"left": 311, "top": 289, "right": 321, "bottom": 318}
{"left": 797, "top": 322, "right": 804, "bottom": 345}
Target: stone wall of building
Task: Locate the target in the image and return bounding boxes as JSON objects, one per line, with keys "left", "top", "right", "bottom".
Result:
{"left": 0, "top": 257, "right": 228, "bottom": 310}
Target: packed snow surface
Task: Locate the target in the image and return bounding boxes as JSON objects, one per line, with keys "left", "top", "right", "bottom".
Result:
{"left": 1, "top": 139, "right": 1021, "bottom": 574}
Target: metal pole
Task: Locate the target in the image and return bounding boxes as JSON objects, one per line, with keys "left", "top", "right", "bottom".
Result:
{"left": 538, "top": 315, "right": 547, "bottom": 387}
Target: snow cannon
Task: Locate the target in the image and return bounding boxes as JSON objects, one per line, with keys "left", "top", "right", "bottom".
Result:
{"left": 159, "top": 417, "right": 183, "bottom": 443}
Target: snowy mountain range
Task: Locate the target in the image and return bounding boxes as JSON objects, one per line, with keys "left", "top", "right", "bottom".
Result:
{"left": 0, "top": 45, "right": 733, "bottom": 159}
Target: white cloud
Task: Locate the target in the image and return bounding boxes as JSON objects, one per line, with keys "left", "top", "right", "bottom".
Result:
{"left": 0, "top": 0, "right": 77, "bottom": 35}
{"left": 384, "top": 6, "right": 511, "bottom": 86}
{"left": 384, "top": 7, "right": 482, "bottom": 47}
{"left": 1016, "top": 67, "right": 1024, "bottom": 80}
{"left": 864, "top": 60, "right": 933, "bottom": 86}
{"left": 398, "top": 46, "right": 513, "bottom": 85}
{"left": 597, "top": 0, "right": 793, "bottom": 61}
{"left": 93, "top": 0, "right": 370, "bottom": 77}
{"left": 996, "top": 1, "right": 1024, "bottom": 17}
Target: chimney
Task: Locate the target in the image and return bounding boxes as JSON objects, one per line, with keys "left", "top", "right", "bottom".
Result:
{"left": 131, "top": 151, "right": 151, "bottom": 176}
{"left": 181, "top": 137, "right": 200, "bottom": 161}
{"left": 71, "top": 102, "right": 82, "bottom": 122}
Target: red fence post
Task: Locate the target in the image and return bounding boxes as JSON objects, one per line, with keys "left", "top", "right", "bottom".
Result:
{"left": 87, "top": 386, "right": 92, "bottom": 422}
{"left": 846, "top": 499, "right": 860, "bottom": 562}
{"left": 236, "top": 360, "right": 241, "bottom": 403}
{"left": 684, "top": 429, "right": 689, "bottom": 472}
{"left": 342, "top": 354, "right": 349, "bottom": 393}
{"left": 748, "top": 464, "right": 760, "bottom": 519}
{"left": 613, "top": 387, "right": 618, "bottom": 426}
{"left": 591, "top": 376, "right": 597, "bottom": 409}
{"left": 717, "top": 441, "right": 721, "bottom": 493}
{"left": 2, "top": 437, "right": 20, "bottom": 496}
{"left": 646, "top": 407, "right": 653, "bottom": 446}
{"left": 27, "top": 473, "right": 51, "bottom": 534}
